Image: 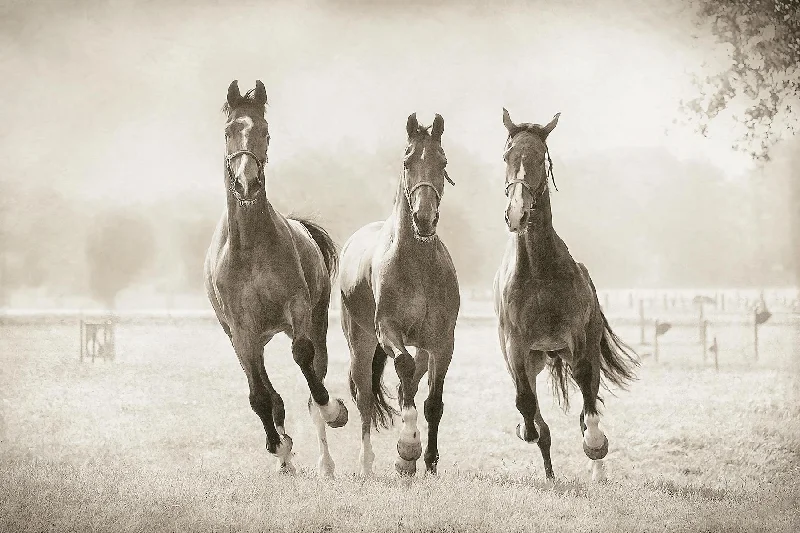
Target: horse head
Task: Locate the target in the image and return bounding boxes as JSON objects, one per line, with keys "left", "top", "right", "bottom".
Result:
{"left": 501, "top": 108, "right": 560, "bottom": 232}
{"left": 223, "top": 80, "right": 270, "bottom": 206}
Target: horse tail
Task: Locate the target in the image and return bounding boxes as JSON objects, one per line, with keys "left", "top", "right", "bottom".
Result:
{"left": 547, "top": 355, "right": 572, "bottom": 410}
{"left": 349, "top": 345, "right": 399, "bottom": 430}
{"left": 598, "top": 309, "right": 640, "bottom": 389}
{"left": 293, "top": 217, "right": 339, "bottom": 281}
{"left": 547, "top": 310, "right": 639, "bottom": 411}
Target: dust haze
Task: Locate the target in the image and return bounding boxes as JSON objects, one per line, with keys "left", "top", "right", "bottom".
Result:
{"left": 0, "top": 0, "right": 796, "bottom": 308}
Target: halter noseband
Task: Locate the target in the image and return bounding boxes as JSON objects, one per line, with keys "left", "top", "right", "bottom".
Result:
{"left": 226, "top": 149, "right": 266, "bottom": 206}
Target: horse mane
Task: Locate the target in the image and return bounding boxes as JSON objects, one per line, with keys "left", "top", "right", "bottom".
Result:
{"left": 221, "top": 88, "right": 268, "bottom": 115}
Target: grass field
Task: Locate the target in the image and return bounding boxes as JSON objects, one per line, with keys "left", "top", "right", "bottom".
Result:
{"left": 1, "top": 313, "right": 798, "bottom": 532}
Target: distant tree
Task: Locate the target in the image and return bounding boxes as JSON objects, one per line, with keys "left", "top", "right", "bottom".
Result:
{"left": 682, "top": 0, "right": 800, "bottom": 283}
{"left": 85, "top": 210, "right": 155, "bottom": 308}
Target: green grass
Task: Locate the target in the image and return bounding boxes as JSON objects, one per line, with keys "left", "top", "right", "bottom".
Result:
{"left": 1, "top": 318, "right": 799, "bottom": 531}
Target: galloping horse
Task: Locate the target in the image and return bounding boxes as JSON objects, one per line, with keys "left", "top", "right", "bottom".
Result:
{"left": 205, "top": 80, "right": 348, "bottom": 477}
{"left": 493, "top": 108, "right": 638, "bottom": 481}
{"left": 339, "top": 113, "right": 460, "bottom": 476}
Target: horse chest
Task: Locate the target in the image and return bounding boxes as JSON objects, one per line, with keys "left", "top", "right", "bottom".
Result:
{"left": 504, "top": 276, "right": 590, "bottom": 340}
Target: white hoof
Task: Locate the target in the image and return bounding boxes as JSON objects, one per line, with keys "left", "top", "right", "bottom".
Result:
{"left": 318, "top": 455, "right": 335, "bottom": 478}
{"left": 590, "top": 459, "right": 607, "bottom": 482}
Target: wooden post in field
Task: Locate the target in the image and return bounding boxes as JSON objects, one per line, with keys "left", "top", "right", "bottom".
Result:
{"left": 653, "top": 319, "right": 660, "bottom": 363}
{"left": 697, "top": 303, "right": 705, "bottom": 343}
{"left": 701, "top": 319, "right": 708, "bottom": 362}
{"left": 710, "top": 335, "right": 719, "bottom": 371}
{"left": 79, "top": 311, "right": 85, "bottom": 362}
{"left": 654, "top": 321, "right": 671, "bottom": 364}
{"left": 753, "top": 295, "right": 772, "bottom": 362}
{"left": 753, "top": 308, "right": 759, "bottom": 362}
{"left": 639, "top": 299, "right": 645, "bottom": 345}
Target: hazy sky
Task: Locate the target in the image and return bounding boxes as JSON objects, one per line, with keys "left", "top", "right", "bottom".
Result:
{"left": 0, "top": 0, "right": 752, "bottom": 206}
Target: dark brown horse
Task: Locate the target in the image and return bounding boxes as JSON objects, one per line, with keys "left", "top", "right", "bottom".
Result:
{"left": 493, "top": 108, "right": 638, "bottom": 482}
{"left": 339, "top": 113, "right": 460, "bottom": 476}
{"left": 205, "top": 80, "right": 348, "bottom": 477}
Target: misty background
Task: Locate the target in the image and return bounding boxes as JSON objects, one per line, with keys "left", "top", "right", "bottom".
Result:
{"left": 0, "top": 0, "right": 797, "bottom": 309}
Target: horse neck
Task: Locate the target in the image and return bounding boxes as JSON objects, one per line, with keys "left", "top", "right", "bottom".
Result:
{"left": 225, "top": 172, "right": 279, "bottom": 254}
{"left": 389, "top": 173, "right": 427, "bottom": 251}
{"left": 516, "top": 191, "right": 563, "bottom": 277}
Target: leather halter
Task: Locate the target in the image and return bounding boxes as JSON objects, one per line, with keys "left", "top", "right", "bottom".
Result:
{"left": 226, "top": 149, "right": 266, "bottom": 206}
{"left": 401, "top": 142, "right": 454, "bottom": 241}
{"left": 503, "top": 132, "right": 554, "bottom": 212}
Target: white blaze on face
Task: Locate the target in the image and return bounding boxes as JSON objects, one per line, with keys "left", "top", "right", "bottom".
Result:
{"left": 233, "top": 116, "right": 254, "bottom": 175}
{"left": 506, "top": 159, "right": 528, "bottom": 230}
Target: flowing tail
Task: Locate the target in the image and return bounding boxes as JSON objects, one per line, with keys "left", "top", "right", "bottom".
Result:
{"left": 548, "top": 309, "right": 640, "bottom": 410}
{"left": 293, "top": 217, "right": 339, "bottom": 281}
{"left": 349, "top": 345, "right": 399, "bottom": 430}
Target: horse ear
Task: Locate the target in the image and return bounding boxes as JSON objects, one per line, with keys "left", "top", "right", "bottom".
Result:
{"left": 227, "top": 80, "right": 241, "bottom": 107}
{"left": 540, "top": 112, "right": 561, "bottom": 140}
{"left": 502, "top": 107, "right": 516, "bottom": 134}
{"left": 254, "top": 80, "right": 267, "bottom": 106}
{"left": 406, "top": 113, "right": 419, "bottom": 138}
{"left": 431, "top": 114, "right": 445, "bottom": 141}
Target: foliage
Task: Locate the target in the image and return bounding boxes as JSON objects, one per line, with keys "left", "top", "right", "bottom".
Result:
{"left": 682, "top": 0, "right": 800, "bottom": 160}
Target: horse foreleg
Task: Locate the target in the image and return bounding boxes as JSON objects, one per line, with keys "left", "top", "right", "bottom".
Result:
{"left": 233, "top": 336, "right": 293, "bottom": 473}
{"left": 505, "top": 336, "right": 555, "bottom": 480}
{"left": 290, "top": 301, "right": 348, "bottom": 431}
{"left": 422, "top": 348, "right": 452, "bottom": 475}
{"left": 574, "top": 351, "right": 608, "bottom": 482}
{"left": 376, "top": 321, "right": 421, "bottom": 475}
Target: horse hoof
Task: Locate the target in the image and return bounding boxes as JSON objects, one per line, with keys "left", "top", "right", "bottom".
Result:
{"left": 583, "top": 435, "right": 609, "bottom": 460}
{"left": 516, "top": 423, "right": 538, "bottom": 443}
{"left": 277, "top": 462, "right": 296, "bottom": 475}
{"left": 326, "top": 399, "right": 349, "bottom": 428}
{"left": 395, "top": 457, "right": 417, "bottom": 476}
{"left": 397, "top": 440, "right": 422, "bottom": 461}
{"left": 425, "top": 462, "right": 438, "bottom": 475}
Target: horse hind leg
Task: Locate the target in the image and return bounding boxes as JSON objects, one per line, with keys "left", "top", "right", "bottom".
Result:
{"left": 345, "top": 322, "right": 381, "bottom": 476}
{"left": 573, "top": 352, "right": 608, "bottom": 481}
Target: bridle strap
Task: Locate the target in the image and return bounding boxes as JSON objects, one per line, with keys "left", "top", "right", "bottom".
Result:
{"left": 408, "top": 180, "right": 442, "bottom": 202}
{"left": 504, "top": 178, "right": 533, "bottom": 197}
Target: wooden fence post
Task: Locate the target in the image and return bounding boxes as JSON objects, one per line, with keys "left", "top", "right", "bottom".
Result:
{"left": 653, "top": 319, "right": 660, "bottom": 363}
{"left": 697, "top": 303, "right": 705, "bottom": 343}
{"left": 639, "top": 299, "right": 645, "bottom": 345}
{"left": 712, "top": 336, "right": 719, "bottom": 371}
{"left": 753, "top": 307, "right": 759, "bottom": 362}
{"left": 701, "top": 319, "right": 708, "bottom": 362}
